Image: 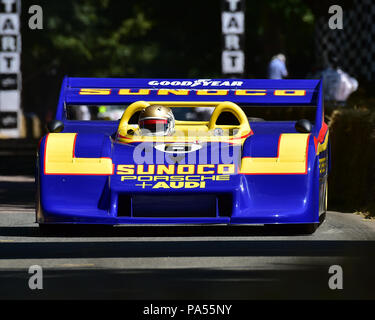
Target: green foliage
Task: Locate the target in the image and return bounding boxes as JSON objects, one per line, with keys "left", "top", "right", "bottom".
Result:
{"left": 346, "top": 84, "right": 375, "bottom": 111}
{"left": 328, "top": 108, "right": 375, "bottom": 216}
{"left": 22, "top": 0, "right": 316, "bottom": 79}
{"left": 21, "top": 0, "right": 316, "bottom": 118}
{"left": 245, "top": 0, "right": 315, "bottom": 77}
{"left": 23, "top": 0, "right": 156, "bottom": 77}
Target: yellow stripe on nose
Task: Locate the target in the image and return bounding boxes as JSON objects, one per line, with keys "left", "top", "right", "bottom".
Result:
{"left": 44, "top": 133, "right": 113, "bottom": 175}
{"left": 240, "top": 134, "right": 310, "bottom": 175}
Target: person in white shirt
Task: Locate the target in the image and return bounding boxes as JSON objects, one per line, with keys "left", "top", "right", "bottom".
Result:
{"left": 268, "top": 54, "right": 288, "bottom": 79}
{"left": 321, "top": 55, "right": 358, "bottom": 106}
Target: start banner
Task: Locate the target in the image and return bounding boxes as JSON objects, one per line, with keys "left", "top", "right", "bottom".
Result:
{"left": 221, "top": 0, "right": 245, "bottom": 75}
{"left": 0, "top": 0, "right": 21, "bottom": 138}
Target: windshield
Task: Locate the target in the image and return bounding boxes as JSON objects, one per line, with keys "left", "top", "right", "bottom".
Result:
{"left": 65, "top": 104, "right": 316, "bottom": 122}
{"left": 65, "top": 104, "right": 214, "bottom": 121}
{"left": 66, "top": 105, "right": 126, "bottom": 121}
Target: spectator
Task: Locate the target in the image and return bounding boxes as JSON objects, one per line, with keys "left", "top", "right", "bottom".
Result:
{"left": 321, "top": 54, "right": 358, "bottom": 107}
{"left": 268, "top": 54, "right": 288, "bottom": 79}
{"left": 75, "top": 105, "right": 91, "bottom": 120}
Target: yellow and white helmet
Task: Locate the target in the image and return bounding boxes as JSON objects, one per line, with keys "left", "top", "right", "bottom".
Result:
{"left": 138, "top": 105, "right": 175, "bottom": 136}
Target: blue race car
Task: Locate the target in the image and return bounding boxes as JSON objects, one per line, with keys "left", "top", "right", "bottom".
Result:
{"left": 36, "top": 77, "right": 329, "bottom": 233}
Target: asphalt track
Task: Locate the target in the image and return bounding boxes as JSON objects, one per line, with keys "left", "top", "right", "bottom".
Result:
{"left": 1, "top": 172, "right": 375, "bottom": 300}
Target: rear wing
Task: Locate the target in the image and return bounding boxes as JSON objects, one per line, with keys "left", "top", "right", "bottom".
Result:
{"left": 56, "top": 77, "right": 324, "bottom": 137}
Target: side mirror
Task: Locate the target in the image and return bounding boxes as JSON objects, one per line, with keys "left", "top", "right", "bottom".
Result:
{"left": 295, "top": 119, "right": 312, "bottom": 133}
{"left": 47, "top": 120, "right": 64, "bottom": 133}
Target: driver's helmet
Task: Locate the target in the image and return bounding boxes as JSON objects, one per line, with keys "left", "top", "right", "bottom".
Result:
{"left": 138, "top": 105, "right": 175, "bottom": 136}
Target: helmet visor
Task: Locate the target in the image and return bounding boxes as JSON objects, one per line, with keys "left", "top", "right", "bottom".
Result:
{"left": 139, "top": 118, "right": 169, "bottom": 134}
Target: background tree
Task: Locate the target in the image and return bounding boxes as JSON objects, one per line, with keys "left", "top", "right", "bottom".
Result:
{"left": 21, "top": 0, "right": 315, "bottom": 119}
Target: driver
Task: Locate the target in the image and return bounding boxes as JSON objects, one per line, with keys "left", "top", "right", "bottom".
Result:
{"left": 138, "top": 105, "right": 175, "bottom": 136}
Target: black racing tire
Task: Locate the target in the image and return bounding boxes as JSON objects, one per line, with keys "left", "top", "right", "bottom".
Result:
{"left": 268, "top": 223, "right": 318, "bottom": 235}
{"left": 39, "top": 223, "right": 114, "bottom": 235}
{"left": 324, "top": 181, "right": 328, "bottom": 213}
{"left": 38, "top": 223, "right": 64, "bottom": 235}
{"left": 290, "top": 223, "right": 318, "bottom": 235}
{"left": 287, "top": 207, "right": 326, "bottom": 235}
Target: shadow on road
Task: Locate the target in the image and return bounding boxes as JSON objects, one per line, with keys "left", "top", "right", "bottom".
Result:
{"left": 0, "top": 180, "right": 35, "bottom": 207}
{"left": 0, "top": 139, "right": 37, "bottom": 176}
{"left": 0, "top": 218, "right": 327, "bottom": 238}
{"left": 0, "top": 139, "right": 36, "bottom": 207}
{"left": 0, "top": 235, "right": 374, "bottom": 259}
{"left": 0, "top": 266, "right": 367, "bottom": 300}
{"left": 0, "top": 244, "right": 374, "bottom": 300}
